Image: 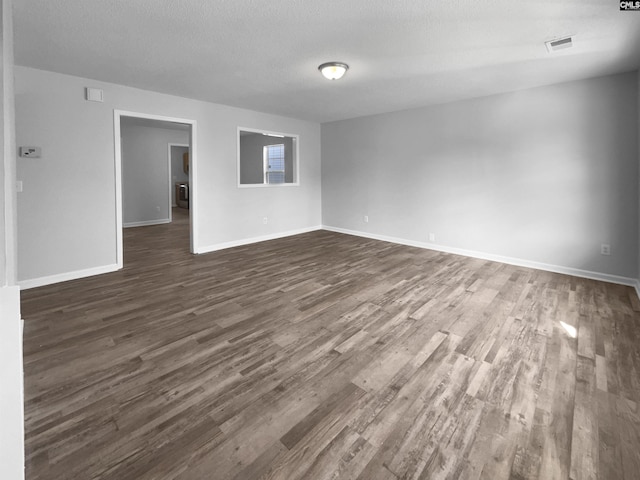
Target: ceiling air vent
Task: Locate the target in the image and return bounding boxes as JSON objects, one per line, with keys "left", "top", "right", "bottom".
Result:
{"left": 545, "top": 36, "right": 573, "bottom": 53}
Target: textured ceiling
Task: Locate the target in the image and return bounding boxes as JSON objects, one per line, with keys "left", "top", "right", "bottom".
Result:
{"left": 13, "top": 0, "right": 640, "bottom": 123}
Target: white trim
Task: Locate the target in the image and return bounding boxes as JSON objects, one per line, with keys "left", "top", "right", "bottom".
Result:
{"left": 237, "top": 183, "right": 300, "bottom": 189}
{"left": 635, "top": 279, "right": 640, "bottom": 300}
{"left": 19, "top": 264, "right": 120, "bottom": 290}
{"left": 167, "top": 144, "right": 172, "bottom": 224}
{"left": 322, "top": 225, "right": 638, "bottom": 288}
{"left": 189, "top": 125, "right": 197, "bottom": 255}
{"left": 124, "top": 219, "right": 170, "bottom": 228}
{"left": 168, "top": 142, "right": 189, "bottom": 216}
{"left": 113, "top": 114, "right": 123, "bottom": 269}
{"left": 114, "top": 110, "right": 198, "bottom": 265}
{"left": 0, "top": 286, "right": 24, "bottom": 480}
{"left": 196, "top": 225, "right": 322, "bottom": 255}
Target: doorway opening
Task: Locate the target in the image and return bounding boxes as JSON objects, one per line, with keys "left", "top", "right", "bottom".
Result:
{"left": 113, "top": 111, "right": 198, "bottom": 267}
{"left": 169, "top": 143, "right": 190, "bottom": 212}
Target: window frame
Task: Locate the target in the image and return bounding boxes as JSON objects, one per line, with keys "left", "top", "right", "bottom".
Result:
{"left": 263, "top": 143, "right": 286, "bottom": 185}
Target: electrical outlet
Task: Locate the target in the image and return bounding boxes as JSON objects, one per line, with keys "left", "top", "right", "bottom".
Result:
{"left": 364, "top": 215, "right": 369, "bottom": 223}
{"left": 263, "top": 217, "right": 268, "bottom": 224}
{"left": 601, "top": 244, "right": 611, "bottom": 256}
{"left": 428, "top": 233, "right": 435, "bottom": 242}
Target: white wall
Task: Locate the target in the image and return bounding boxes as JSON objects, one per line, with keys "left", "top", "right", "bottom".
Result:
{"left": 0, "top": 286, "right": 22, "bottom": 480}
{"left": 0, "top": 0, "right": 25, "bottom": 478}
{"left": 121, "top": 120, "right": 188, "bottom": 226}
{"left": 322, "top": 72, "right": 639, "bottom": 280}
{"left": 1, "top": 0, "right": 16, "bottom": 285}
{"left": 15, "top": 66, "right": 322, "bottom": 286}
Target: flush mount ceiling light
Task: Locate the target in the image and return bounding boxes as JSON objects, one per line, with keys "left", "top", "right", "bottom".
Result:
{"left": 318, "top": 62, "right": 349, "bottom": 80}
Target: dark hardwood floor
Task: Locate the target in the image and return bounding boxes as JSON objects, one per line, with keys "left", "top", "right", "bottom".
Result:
{"left": 22, "top": 208, "right": 640, "bottom": 479}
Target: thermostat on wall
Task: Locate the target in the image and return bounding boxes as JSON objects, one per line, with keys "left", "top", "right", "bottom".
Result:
{"left": 19, "top": 147, "right": 41, "bottom": 158}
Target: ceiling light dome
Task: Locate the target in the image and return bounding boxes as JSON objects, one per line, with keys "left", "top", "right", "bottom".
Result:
{"left": 318, "top": 62, "right": 349, "bottom": 80}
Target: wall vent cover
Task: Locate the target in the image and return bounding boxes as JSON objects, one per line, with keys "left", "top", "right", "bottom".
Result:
{"left": 545, "top": 36, "right": 573, "bottom": 53}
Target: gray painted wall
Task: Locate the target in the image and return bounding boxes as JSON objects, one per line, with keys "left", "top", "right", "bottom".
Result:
{"left": 12, "top": 67, "right": 640, "bottom": 285}
{"left": 15, "top": 66, "right": 321, "bottom": 284}
{"left": 322, "top": 72, "right": 639, "bottom": 279}
{"left": 240, "top": 133, "right": 294, "bottom": 184}
{"left": 170, "top": 145, "right": 189, "bottom": 206}
{"left": 121, "top": 120, "right": 189, "bottom": 225}
{"left": 0, "top": 0, "right": 25, "bottom": 478}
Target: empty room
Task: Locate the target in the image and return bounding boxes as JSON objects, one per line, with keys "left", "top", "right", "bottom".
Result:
{"left": 2, "top": 0, "right": 640, "bottom": 479}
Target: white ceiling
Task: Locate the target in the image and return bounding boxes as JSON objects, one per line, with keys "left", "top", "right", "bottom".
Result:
{"left": 13, "top": 0, "right": 640, "bottom": 123}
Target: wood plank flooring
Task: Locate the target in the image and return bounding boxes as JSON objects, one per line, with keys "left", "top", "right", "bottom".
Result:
{"left": 21, "top": 209, "right": 640, "bottom": 479}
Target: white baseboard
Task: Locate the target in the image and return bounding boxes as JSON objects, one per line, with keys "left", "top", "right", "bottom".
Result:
{"left": 17, "top": 226, "right": 640, "bottom": 299}
{"left": 19, "top": 264, "right": 120, "bottom": 290}
{"left": 124, "top": 219, "right": 170, "bottom": 228}
{"left": 196, "top": 225, "right": 323, "bottom": 255}
{"left": 322, "top": 225, "right": 638, "bottom": 288}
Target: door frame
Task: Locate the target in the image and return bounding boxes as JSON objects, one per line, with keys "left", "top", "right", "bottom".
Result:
{"left": 114, "top": 110, "right": 198, "bottom": 267}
